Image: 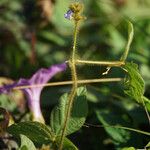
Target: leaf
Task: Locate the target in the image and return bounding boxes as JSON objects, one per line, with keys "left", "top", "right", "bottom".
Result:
{"left": 50, "top": 86, "right": 88, "bottom": 136}
{"left": 7, "top": 121, "right": 53, "bottom": 146}
{"left": 123, "top": 62, "right": 145, "bottom": 104}
{"left": 19, "top": 134, "right": 36, "bottom": 150}
{"left": 20, "top": 146, "right": 28, "bottom": 150}
{"left": 145, "top": 141, "right": 150, "bottom": 149}
{"left": 122, "top": 147, "right": 135, "bottom": 150}
{"left": 143, "top": 96, "right": 150, "bottom": 112}
{"left": 120, "top": 21, "right": 134, "bottom": 61}
{"left": 56, "top": 137, "right": 78, "bottom": 150}
{"left": 96, "top": 109, "right": 130, "bottom": 144}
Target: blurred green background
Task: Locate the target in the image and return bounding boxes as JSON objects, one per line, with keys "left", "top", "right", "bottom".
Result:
{"left": 0, "top": 0, "right": 150, "bottom": 149}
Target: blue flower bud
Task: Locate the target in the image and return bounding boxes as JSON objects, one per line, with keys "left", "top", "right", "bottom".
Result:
{"left": 64, "top": 10, "right": 73, "bottom": 20}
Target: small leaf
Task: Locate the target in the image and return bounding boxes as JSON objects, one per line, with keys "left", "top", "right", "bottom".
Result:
{"left": 120, "top": 21, "right": 134, "bottom": 61}
{"left": 7, "top": 121, "right": 53, "bottom": 146}
{"left": 56, "top": 137, "right": 78, "bottom": 150}
{"left": 123, "top": 62, "right": 145, "bottom": 103}
{"left": 50, "top": 86, "right": 88, "bottom": 136}
{"left": 19, "top": 134, "right": 36, "bottom": 150}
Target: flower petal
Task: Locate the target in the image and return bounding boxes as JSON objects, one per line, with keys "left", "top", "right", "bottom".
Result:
{"left": 0, "top": 63, "right": 67, "bottom": 123}
{"left": 64, "top": 10, "right": 73, "bottom": 20}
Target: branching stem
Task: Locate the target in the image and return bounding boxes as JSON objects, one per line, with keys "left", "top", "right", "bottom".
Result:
{"left": 59, "top": 22, "right": 79, "bottom": 150}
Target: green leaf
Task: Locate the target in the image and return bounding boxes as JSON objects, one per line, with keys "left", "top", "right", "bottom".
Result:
{"left": 145, "top": 141, "right": 150, "bottom": 149}
{"left": 143, "top": 96, "right": 150, "bottom": 112}
{"left": 19, "top": 134, "right": 36, "bottom": 150}
{"left": 7, "top": 121, "right": 53, "bottom": 146}
{"left": 20, "top": 146, "right": 28, "bottom": 150}
{"left": 120, "top": 21, "right": 134, "bottom": 61}
{"left": 123, "top": 62, "right": 145, "bottom": 104}
{"left": 122, "top": 147, "right": 135, "bottom": 150}
{"left": 56, "top": 137, "right": 78, "bottom": 150}
{"left": 96, "top": 109, "right": 130, "bottom": 144}
{"left": 50, "top": 86, "right": 88, "bottom": 136}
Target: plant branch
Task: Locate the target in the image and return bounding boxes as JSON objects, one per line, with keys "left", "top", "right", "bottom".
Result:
{"left": 75, "top": 59, "right": 125, "bottom": 66}
{"left": 59, "top": 13, "right": 79, "bottom": 150}
{"left": 120, "top": 21, "right": 134, "bottom": 62}
{"left": 84, "top": 123, "right": 150, "bottom": 136}
{"left": 13, "top": 78, "right": 123, "bottom": 90}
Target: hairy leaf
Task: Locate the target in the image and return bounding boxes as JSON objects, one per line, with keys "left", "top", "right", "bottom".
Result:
{"left": 123, "top": 62, "right": 145, "bottom": 103}
{"left": 56, "top": 137, "right": 78, "bottom": 150}
{"left": 50, "top": 86, "right": 88, "bottom": 136}
{"left": 7, "top": 121, "right": 53, "bottom": 146}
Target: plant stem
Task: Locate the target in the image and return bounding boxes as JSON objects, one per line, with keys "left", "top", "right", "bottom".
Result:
{"left": 141, "top": 97, "right": 150, "bottom": 126}
{"left": 13, "top": 78, "right": 122, "bottom": 90}
{"left": 59, "top": 22, "right": 79, "bottom": 150}
{"left": 120, "top": 21, "right": 134, "bottom": 62}
{"left": 76, "top": 60, "right": 125, "bottom": 66}
{"left": 84, "top": 123, "right": 150, "bottom": 136}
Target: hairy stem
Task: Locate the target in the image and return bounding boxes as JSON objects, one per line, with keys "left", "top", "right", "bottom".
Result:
{"left": 76, "top": 60, "right": 125, "bottom": 66}
{"left": 13, "top": 78, "right": 122, "bottom": 90}
{"left": 59, "top": 22, "right": 78, "bottom": 150}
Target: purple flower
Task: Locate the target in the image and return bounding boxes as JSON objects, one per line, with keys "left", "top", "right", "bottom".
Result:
{"left": 0, "top": 63, "right": 67, "bottom": 123}
{"left": 64, "top": 9, "right": 74, "bottom": 20}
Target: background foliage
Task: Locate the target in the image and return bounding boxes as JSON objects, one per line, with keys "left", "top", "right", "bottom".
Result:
{"left": 0, "top": 0, "right": 150, "bottom": 149}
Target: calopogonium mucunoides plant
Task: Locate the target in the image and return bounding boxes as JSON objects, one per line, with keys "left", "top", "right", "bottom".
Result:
{"left": 0, "top": 2, "right": 150, "bottom": 150}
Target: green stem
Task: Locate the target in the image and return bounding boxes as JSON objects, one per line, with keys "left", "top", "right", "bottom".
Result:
{"left": 120, "top": 21, "right": 134, "bottom": 62}
{"left": 108, "top": 125, "right": 150, "bottom": 136}
{"left": 84, "top": 123, "right": 150, "bottom": 136}
{"left": 13, "top": 78, "right": 122, "bottom": 90}
{"left": 141, "top": 96, "right": 150, "bottom": 126}
{"left": 76, "top": 60, "right": 124, "bottom": 66}
{"left": 59, "top": 22, "right": 79, "bottom": 150}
